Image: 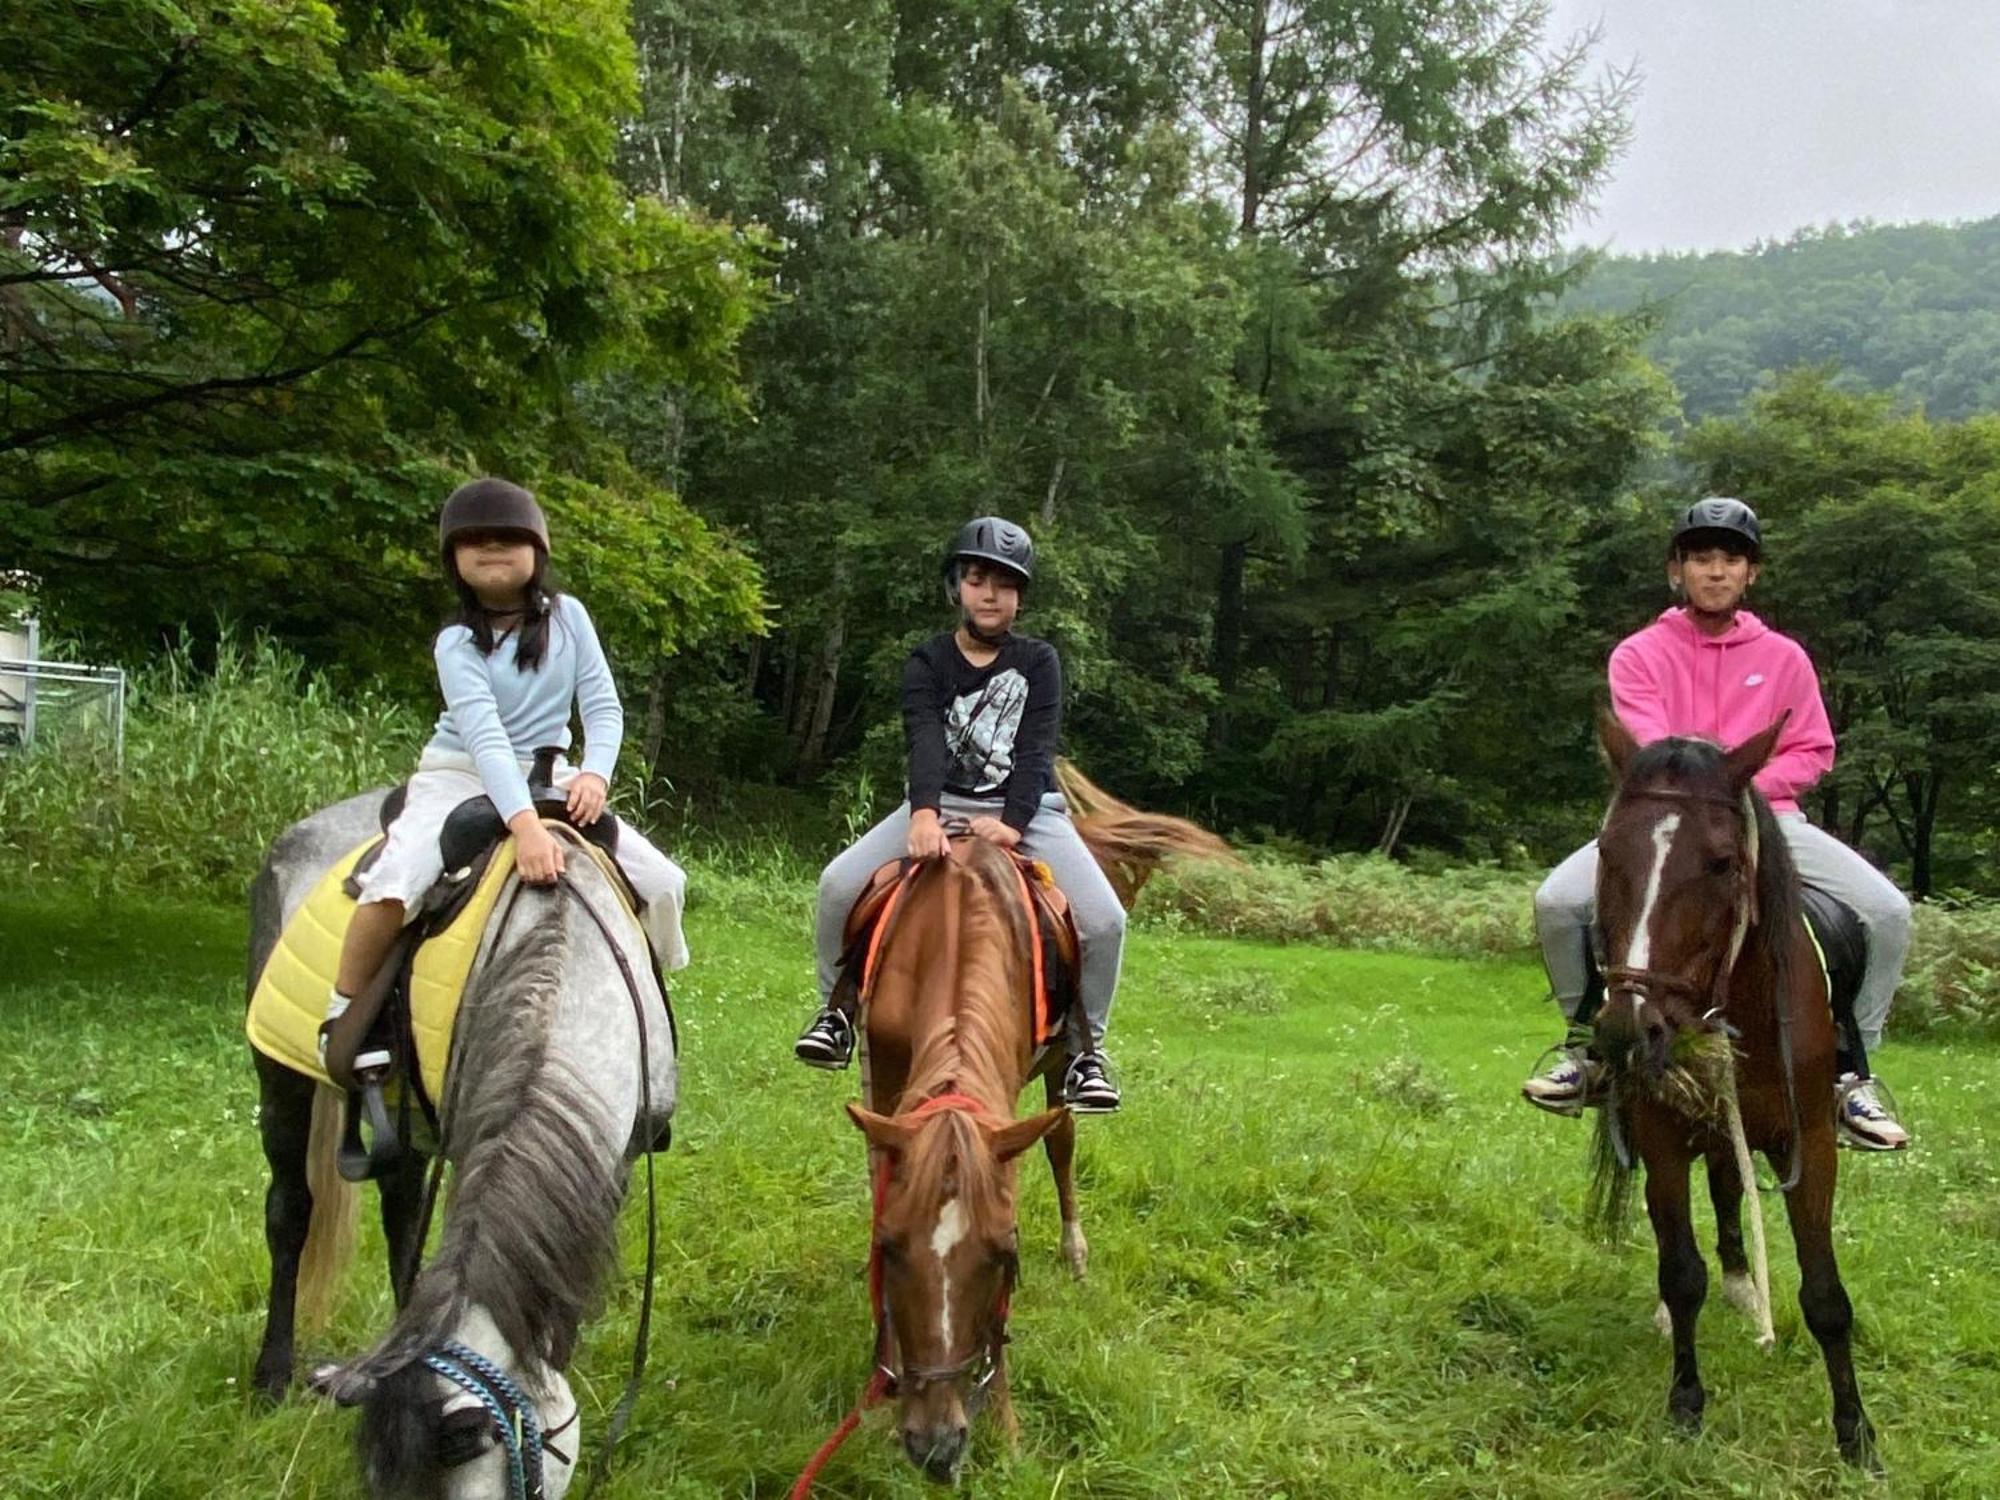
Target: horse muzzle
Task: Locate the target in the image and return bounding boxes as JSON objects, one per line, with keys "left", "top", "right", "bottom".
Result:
{"left": 1595, "top": 991, "right": 1675, "bottom": 1082}
{"left": 901, "top": 1418, "right": 969, "bottom": 1483}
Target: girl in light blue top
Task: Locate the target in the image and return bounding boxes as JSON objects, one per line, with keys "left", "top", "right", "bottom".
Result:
{"left": 327, "top": 479, "right": 688, "bottom": 1027}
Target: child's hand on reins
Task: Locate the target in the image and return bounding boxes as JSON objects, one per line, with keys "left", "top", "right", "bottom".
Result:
{"left": 566, "top": 772, "right": 608, "bottom": 826}
{"left": 967, "top": 816, "right": 1021, "bottom": 849}
{"left": 510, "top": 813, "right": 568, "bottom": 883}
{"left": 907, "top": 808, "right": 951, "bottom": 860}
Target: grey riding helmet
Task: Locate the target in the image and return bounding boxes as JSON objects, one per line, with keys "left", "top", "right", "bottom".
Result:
{"left": 1669, "top": 496, "right": 1761, "bottom": 560}
{"left": 944, "top": 516, "right": 1034, "bottom": 587}
{"left": 439, "top": 477, "right": 551, "bottom": 560}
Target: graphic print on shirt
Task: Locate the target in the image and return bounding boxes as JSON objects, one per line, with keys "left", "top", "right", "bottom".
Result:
{"left": 945, "top": 669, "right": 1029, "bottom": 794}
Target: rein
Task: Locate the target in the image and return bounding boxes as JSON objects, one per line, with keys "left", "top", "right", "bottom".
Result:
{"left": 788, "top": 1090, "right": 1013, "bottom": 1499}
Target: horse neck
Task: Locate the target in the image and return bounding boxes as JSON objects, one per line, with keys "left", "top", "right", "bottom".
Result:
{"left": 384, "top": 879, "right": 628, "bottom": 1376}
{"left": 894, "top": 857, "right": 1031, "bottom": 1119}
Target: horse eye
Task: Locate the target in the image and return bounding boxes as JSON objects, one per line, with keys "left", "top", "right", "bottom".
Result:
{"left": 878, "top": 1237, "right": 906, "bottom": 1264}
{"left": 1707, "top": 853, "right": 1735, "bottom": 876}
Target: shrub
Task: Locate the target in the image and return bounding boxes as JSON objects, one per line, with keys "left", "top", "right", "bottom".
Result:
{"left": 1134, "top": 851, "right": 1537, "bottom": 959}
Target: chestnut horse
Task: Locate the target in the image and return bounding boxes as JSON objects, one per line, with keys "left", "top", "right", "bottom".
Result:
{"left": 841, "top": 766, "right": 1228, "bottom": 1483}
{"left": 1589, "top": 713, "right": 1875, "bottom": 1466}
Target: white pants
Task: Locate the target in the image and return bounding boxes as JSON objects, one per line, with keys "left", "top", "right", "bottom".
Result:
{"left": 354, "top": 750, "right": 688, "bottom": 971}
{"left": 1534, "top": 812, "right": 1909, "bottom": 1048}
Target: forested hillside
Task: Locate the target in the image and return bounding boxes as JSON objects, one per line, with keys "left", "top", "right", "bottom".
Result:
{"left": 1570, "top": 217, "right": 2000, "bottom": 421}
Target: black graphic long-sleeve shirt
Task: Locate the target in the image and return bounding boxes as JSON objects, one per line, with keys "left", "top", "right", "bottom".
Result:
{"left": 903, "top": 632, "right": 1061, "bottom": 832}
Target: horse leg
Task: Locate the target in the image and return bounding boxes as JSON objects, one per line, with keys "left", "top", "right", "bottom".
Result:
{"left": 1704, "top": 1147, "right": 1758, "bottom": 1319}
{"left": 1776, "top": 1132, "right": 1878, "bottom": 1468}
{"left": 1643, "top": 1149, "right": 1707, "bottom": 1433}
{"left": 252, "top": 1054, "right": 316, "bottom": 1401}
{"left": 1042, "top": 1070, "right": 1088, "bottom": 1280}
{"left": 987, "top": 1350, "right": 1022, "bottom": 1454}
{"left": 379, "top": 1150, "right": 429, "bottom": 1306}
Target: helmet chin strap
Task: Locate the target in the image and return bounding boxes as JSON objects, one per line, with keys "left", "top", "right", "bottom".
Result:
{"left": 960, "top": 610, "right": 1013, "bottom": 647}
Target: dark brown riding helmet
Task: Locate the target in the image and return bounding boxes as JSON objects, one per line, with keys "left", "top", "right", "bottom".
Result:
{"left": 438, "top": 477, "right": 550, "bottom": 562}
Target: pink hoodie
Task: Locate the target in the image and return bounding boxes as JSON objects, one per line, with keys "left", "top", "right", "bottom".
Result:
{"left": 1608, "top": 607, "right": 1834, "bottom": 815}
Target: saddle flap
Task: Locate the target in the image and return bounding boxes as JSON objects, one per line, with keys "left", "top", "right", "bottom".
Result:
{"left": 1800, "top": 886, "right": 1866, "bottom": 1014}
{"left": 1016, "top": 854, "right": 1080, "bottom": 977}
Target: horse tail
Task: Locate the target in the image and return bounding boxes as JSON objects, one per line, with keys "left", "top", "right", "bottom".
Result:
{"left": 298, "top": 1082, "right": 358, "bottom": 1330}
{"left": 1055, "top": 758, "right": 1236, "bottom": 909}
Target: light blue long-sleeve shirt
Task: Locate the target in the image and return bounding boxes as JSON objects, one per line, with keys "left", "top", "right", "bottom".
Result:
{"left": 427, "top": 594, "right": 621, "bottom": 821}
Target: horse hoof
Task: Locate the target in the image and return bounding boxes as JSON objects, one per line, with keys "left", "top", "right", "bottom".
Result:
{"left": 250, "top": 1365, "right": 291, "bottom": 1406}
{"left": 1839, "top": 1420, "right": 1881, "bottom": 1473}
{"left": 1062, "top": 1224, "right": 1089, "bottom": 1281}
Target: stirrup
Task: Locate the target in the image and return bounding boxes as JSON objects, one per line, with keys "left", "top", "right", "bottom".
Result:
{"left": 1521, "top": 1040, "right": 1601, "bottom": 1118}
{"left": 793, "top": 1009, "right": 854, "bottom": 1071}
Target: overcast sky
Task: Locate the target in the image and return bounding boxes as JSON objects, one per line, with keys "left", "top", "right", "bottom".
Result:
{"left": 1545, "top": 0, "right": 2000, "bottom": 253}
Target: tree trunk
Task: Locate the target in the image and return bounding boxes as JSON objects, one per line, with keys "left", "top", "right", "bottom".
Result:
{"left": 641, "top": 660, "right": 669, "bottom": 782}
{"left": 1240, "top": 0, "right": 1268, "bottom": 236}
{"left": 1208, "top": 537, "right": 1248, "bottom": 748}
{"left": 975, "top": 254, "right": 992, "bottom": 450}
{"left": 1040, "top": 455, "right": 1065, "bottom": 526}
{"left": 797, "top": 612, "right": 846, "bottom": 776}
{"left": 779, "top": 637, "right": 800, "bottom": 734}
{"left": 1911, "top": 769, "right": 1942, "bottom": 899}
{"left": 1377, "top": 793, "right": 1413, "bottom": 858}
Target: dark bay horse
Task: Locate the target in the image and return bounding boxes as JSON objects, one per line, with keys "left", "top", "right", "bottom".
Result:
{"left": 248, "top": 793, "right": 675, "bottom": 1498}
{"left": 1589, "top": 713, "right": 1875, "bottom": 1466}
{"left": 842, "top": 768, "right": 1228, "bottom": 1483}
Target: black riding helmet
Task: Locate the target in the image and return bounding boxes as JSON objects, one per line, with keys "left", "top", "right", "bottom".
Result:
{"left": 1669, "top": 496, "right": 1762, "bottom": 561}
{"left": 439, "top": 477, "right": 550, "bottom": 565}
{"left": 944, "top": 516, "right": 1034, "bottom": 589}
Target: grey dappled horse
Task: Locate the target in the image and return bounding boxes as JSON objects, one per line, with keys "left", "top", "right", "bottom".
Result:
{"left": 248, "top": 791, "right": 676, "bottom": 1498}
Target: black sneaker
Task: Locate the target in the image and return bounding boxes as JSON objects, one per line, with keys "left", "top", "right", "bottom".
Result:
{"left": 1063, "top": 1052, "right": 1121, "bottom": 1114}
{"left": 794, "top": 1007, "right": 855, "bottom": 1070}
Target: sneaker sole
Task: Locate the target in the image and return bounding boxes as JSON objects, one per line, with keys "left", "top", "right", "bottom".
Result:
{"left": 1065, "top": 1099, "right": 1120, "bottom": 1115}
{"left": 1836, "top": 1130, "right": 1908, "bottom": 1152}
{"left": 793, "top": 1049, "right": 852, "bottom": 1072}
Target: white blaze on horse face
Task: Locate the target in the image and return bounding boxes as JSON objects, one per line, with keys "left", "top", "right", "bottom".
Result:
{"left": 930, "top": 1197, "right": 970, "bottom": 1352}
{"left": 1623, "top": 812, "right": 1683, "bottom": 973}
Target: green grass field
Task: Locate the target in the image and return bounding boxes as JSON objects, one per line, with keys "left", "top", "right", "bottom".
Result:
{"left": 2, "top": 884, "right": 1997, "bottom": 1499}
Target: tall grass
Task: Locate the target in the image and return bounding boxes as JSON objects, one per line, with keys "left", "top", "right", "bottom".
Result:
{"left": 0, "top": 631, "right": 423, "bottom": 898}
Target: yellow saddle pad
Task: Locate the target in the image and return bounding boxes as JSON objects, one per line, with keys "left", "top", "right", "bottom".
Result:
{"left": 247, "top": 837, "right": 521, "bottom": 1105}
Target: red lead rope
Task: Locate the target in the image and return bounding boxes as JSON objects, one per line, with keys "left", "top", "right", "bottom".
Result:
{"left": 789, "top": 1091, "right": 991, "bottom": 1498}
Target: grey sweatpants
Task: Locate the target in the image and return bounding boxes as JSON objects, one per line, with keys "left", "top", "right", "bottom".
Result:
{"left": 1533, "top": 812, "right": 1911, "bottom": 1049}
{"left": 815, "top": 791, "right": 1126, "bottom": 1050}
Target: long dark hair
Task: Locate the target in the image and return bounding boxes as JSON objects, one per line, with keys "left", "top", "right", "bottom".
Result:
{"left": 445, "top": 545, "right": 557, "bottom": 671}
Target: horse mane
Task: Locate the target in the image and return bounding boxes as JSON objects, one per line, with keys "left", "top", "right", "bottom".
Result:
{"left": 893, "top": 843, "right": 1034, "bottom": 1228}
{"left": 1054, "top": 759, "right": 1236, "bottom": 907}
{"left": 353, "top": 872, "right": 629, "bottom": 1493}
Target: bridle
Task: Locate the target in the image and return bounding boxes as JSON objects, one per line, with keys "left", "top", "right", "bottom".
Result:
{"left": 870, "top": 1092, "right": 1018, "bottom": 1413}
{"left": 1599, "top": 785, "right": 1758, "bottom": 1022}
{"left": 1598, "top": 782, "right": 1804, "bottom": 1190}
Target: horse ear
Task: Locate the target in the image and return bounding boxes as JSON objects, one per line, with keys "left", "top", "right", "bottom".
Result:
{"left": 845, "top": 1102, "right": 914, "bottom": 1157}
{"left": 1597, "top": 709, "right": 1640, "bottom": 777}
{"left": 1724, "top": 711, "right": 1790, "bottom": 788}
{"left": 983, "top": 1107, "right": 1067, "bottom": 1163}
